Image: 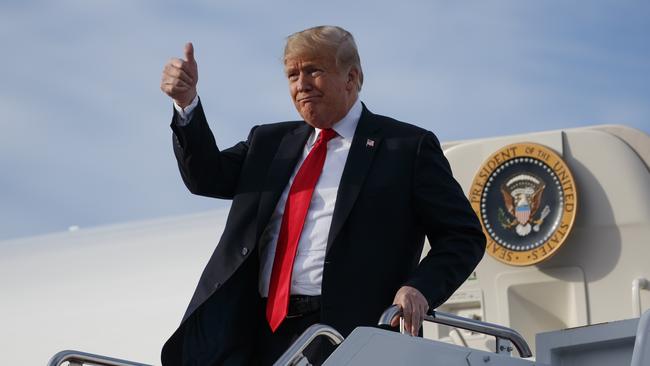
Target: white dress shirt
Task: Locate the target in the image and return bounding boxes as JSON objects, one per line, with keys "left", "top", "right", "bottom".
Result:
{"left": 174, "top": 95, "right": 199, "bottom": 125}
{"left": 174, "top": 97, "right": 362, "bottom": 297}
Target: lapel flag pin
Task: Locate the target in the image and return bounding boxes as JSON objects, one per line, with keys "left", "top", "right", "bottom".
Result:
{"left": 366, "top": 139, "right": 375, "bottom": 148}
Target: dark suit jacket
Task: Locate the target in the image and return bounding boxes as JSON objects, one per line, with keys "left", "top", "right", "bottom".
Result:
{"left": 161, "top": 101, "right": 485, "bottom": 365}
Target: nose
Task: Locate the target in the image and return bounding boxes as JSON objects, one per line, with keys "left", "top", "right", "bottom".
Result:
{"left": 296, "top": 73, "right": 313, "bottom": 92}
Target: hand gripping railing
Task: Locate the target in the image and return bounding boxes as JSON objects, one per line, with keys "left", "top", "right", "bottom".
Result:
{"left": 378, "top": 305, "right": 533, "bottom": 358}
{"left": 274, "top": 324, "right": 345, "bottom": 366}
{"left": 47, "top": 350, "right": 152, "bottom": 366}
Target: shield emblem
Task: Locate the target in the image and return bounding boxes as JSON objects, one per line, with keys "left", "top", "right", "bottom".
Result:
{"left": 516, "top": 204, "right": 531, "bottom": 224}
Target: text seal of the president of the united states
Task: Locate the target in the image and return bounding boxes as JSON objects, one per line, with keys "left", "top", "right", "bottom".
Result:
{"left": 469, "top": 142, "right": 577, "bottom": 266}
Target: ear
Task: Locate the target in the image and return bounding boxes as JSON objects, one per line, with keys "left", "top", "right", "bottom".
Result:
{"left": 346, "top": 66, "right": 360, "bottom": 91}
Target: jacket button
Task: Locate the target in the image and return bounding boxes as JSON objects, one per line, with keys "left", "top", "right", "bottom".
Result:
{"left": 241, "top": 247, "right": 249, "bottom": 256}
{"left": 215, "top": 282, "right": 221, "bottom": 289}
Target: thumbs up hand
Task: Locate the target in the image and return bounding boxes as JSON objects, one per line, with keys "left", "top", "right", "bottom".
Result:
{"left": 161, "top": 42, "right": 199, "bottom": 108}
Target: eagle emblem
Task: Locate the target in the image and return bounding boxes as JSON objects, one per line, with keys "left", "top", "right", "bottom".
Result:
{"left": 470, "top": 142, "right": 577, "bottom": 266}
{"left": 498, "top": 173, "right": 551, "bottom": 236}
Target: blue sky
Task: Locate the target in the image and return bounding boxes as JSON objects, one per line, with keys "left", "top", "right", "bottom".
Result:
{"left": 1, "top": 0, "right": 648, "bottom": 240}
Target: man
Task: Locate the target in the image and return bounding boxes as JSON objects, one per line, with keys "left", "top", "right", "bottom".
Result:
{"left": 160, "top": 26, "right": 485, "bottom": 365}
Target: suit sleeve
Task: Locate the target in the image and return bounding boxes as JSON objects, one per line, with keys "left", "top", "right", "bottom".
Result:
{"left": 170, "top": 99, "right": 255, "bottom": 199}
{"left": 404, "top": 132, "right": 486, "bottom": 308}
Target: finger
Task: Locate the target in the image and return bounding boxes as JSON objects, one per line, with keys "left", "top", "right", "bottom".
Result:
{"left": 163, "top": 67, "right": 194, "bottom": 87}
{"left": 164, "top": 66, "right": 194, "bottom": 85}
{"left": 390, "top": 304, "right": 402, "bottom": 327}
{"left": 161, "top": 83, "right": 190, "bottom": 95}
{"left": 163, "top": 78, "right": 191, "bottom": 89}
{"left": 160, "top": 74, "right": 191, "bottom": 89}
{"left": 164, "top": 82, "right": 190, "bottom": 92}
{"left": 411, "top": 308, "right": 421, "bottom": 336}
{"left": 184, "top": 42, "right": 195, "bottom": 63}
{"left": 165, "top": 60, "right": 192, "bottom": 75}
{"left": 390, "top": 314, "right": 400, "bottom": 327}
{"left": 176, "top": 78, "right": 191, "bottom": 89}
{"left": 180, "top": 61, "right": 196, "bottom": 77}
{"left": 161, "top": 84, "right": 186, "bottom": 96}
{"left": 161, "top": 84, "right": 177, "bottom": 96}
{"left": 167, "top": 59, "right": 196, "bottom": 79}
{"left": 167, "top": 58, "right": 185, "bottom": 69}
{"left": 402, "top": 304, "right": 413, "bottom": 335}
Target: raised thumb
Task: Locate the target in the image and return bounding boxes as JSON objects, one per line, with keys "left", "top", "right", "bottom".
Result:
{"left": 184, "top": 42, "right": 195, "bottom": 63}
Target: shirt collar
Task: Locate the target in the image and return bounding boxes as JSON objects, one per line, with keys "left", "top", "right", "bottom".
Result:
{"left": 313, "top": 97, "right": 362, "bottom": 143}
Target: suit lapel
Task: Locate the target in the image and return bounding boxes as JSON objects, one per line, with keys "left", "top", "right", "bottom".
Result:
{"left": 256, "top": 123, "right": 313, "bottom": 242}
{"left": 327, "top": 106, "right": 382, "bottom": 254}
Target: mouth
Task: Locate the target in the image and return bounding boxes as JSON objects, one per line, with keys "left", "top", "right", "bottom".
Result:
{"left": 298, "top": 95, "right": 321, "bottom": 104}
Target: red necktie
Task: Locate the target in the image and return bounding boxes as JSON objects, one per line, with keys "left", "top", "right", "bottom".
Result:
{"left": 266, "top": 128, "right": 338, "bottom": 332}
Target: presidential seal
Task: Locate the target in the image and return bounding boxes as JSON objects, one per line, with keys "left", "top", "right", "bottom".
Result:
{"left": 469, "top": 142, "right": 577, "bottom": 266}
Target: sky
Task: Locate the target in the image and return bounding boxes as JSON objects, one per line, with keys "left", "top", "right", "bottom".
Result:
{"left": 1, "top": 0, "right": 648, "bottom": 241}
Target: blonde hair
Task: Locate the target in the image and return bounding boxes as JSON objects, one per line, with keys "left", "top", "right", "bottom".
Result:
{"left": 284, "top": 25, "right": 364, "bottom": 91}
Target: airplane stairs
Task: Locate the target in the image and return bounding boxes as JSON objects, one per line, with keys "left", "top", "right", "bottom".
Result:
{"left": 47, "top": 307, "right": 650, "bottom": 366}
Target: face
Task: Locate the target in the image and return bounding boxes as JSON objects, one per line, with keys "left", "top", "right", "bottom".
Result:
{"left": 284, "top": 53, "right": 358, "bottom": 129}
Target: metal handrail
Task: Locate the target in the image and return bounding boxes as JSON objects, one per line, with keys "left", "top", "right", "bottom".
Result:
{"left": 47, "top": 350, "right": 152, "bottom": 366}
{"left": 632, "top": 277, "right": 649, "bottom": 317}
{"left": 631, "top": 308, "right": 650, "bottom": 366}
{"left": 378, "top": 304, "right": 533, "bottom": 358}
{"left": 274, "top": 324, "right": 345, "bottom": 366}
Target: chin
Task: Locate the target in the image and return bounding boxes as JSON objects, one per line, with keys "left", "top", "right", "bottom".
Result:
{"left": 298, "top": 108, "right": 334, "bottom": 129}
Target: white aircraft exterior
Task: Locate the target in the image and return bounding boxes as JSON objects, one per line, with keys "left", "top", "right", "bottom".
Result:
{"left": 1, "top": 124, "right": 648, "bottom": 365}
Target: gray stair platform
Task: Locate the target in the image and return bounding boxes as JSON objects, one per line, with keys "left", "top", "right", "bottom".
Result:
{"left": 323, "top": 327, "right": 542, "bottom": 366}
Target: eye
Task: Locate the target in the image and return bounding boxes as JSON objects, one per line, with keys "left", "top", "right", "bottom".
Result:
{"left": 287, "top": 73, "right": 298, "bottom": 82}
{"left": 310, "top": 69, "right": 323, "bottom": 77}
